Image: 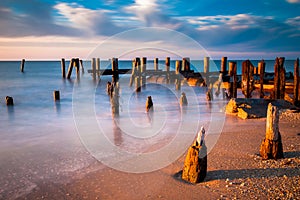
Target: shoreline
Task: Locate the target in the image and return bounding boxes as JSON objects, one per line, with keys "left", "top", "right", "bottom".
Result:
{"left": 17, "top": 114, "right": 300, "bottom": 200}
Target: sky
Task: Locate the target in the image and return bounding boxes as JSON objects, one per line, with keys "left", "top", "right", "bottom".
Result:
{"left": 0, "top": 0, "right": 300, "bottom": 60}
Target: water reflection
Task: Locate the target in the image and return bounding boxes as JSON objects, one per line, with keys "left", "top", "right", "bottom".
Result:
{"left": 6, "top": 105, "right": 14, "bottom": 121}
{"left": 54, "top": 101, "right": 61, "bottom": 115}
{"left": 112, "top": 118, "right": 123, "bottom": 146}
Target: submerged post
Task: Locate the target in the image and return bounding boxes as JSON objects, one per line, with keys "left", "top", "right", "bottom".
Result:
{"left": 111, "top": 82, "right": 120, "bottom": 117}
{"left": 91, "top": 58, "right": 96, "bottom": 80}
{"left": 293, "top": 58, "right": 299, "bottom": 105}
{"left": 53, "top": 90, "right": 60, "bottom": 101}
{"left": 6, "top": 96, "right": 14, "bottom": 106}
{"left": 112, "top": 57, "right": 119, "bottom": 83}
{"left": 141, "top": 57, "right": 147, "bottom": 86}
{"left": 129, "top": 59, "right": 136, "bottom": 87}
{"left": 258, "top": 60, "right": 265, "bottom": 98}
{"left": 204, "top": 57, "right": 210, "bottom": 86}
{"left": 260, "top": 103, "right": 284, "bottom": 159}
{"left": 67, "top": 58, "right": 74, "bottom": 79}
{"left": 165, "top": 57, "right": 170, "bottom": 83}
{"left": 61, "top": 58, "right": 66, "bottom": 78}
{"left": 20, "top": 59, "right": 25, "bottom": 73}
{"left": 75, "top": 58, "right": 80, "bottom": 78}
{"left": 135, "top": 57, "right": 141, "bottom": 92}
{"left": 182, "top": 57, "right": 190, "bottom": 72}
{"left": 175, "top": 60, "right": 182, "bottom": 90}
{"left": 96, "top": 58, "right": 100, "bottom": 77}
{"left": 80, "top": 59, "right": 84, "bottom": 73}
{"left": 204, "top": 57, "right": 210, "bottom": 74}
{"left": 154, "top": 58, "right": 159, "bottom": 71}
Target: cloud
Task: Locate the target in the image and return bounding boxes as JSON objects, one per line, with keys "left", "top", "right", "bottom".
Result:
{"left": 286, "top": 0, "right": 300, "bottom": 3}
{"left": 174, "top": 14, "right": 300, "bottom": 52}
{"left": 0, "top": 0, "right": 79, "bottom": 37}
{"left": 54, "top": 3, "right": 127, "bottom": 36}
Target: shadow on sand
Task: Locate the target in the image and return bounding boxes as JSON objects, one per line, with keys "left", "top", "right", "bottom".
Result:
{"left": 173, "top": 151, "right": 300, "bottom": 183}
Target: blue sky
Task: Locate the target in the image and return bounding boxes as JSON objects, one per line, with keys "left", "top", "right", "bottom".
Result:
{"left": 0, "top": 0, "right": 300, "bottom": 60}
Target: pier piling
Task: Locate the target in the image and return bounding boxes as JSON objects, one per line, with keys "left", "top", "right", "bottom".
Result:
{"left": 258, "top": 60, "right": 265, "bottom": 98}
{"left": 20, "top": 59, "right": 25, "bottom": 73}
{"left": 293, "top": 58, "right": 299, "bottom": 105}
{"left": 53, "top": 90, "right": 60, "bottom": 101}
{"left": 61, "top": 58, "right": 66, "bottom": 78}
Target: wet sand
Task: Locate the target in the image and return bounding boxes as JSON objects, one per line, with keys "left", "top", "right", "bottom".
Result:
{"left": 17, "top": 113, "right": 300, "bottom": 200}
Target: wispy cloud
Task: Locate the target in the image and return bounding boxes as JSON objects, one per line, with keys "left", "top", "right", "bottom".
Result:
{"left": 54, "top": 3, "right": 126, "bottom": 36}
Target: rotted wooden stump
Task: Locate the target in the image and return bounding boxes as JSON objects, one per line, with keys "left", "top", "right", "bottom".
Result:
{"left": 53, "top": 90, "right": 60, "bottom": 101}
{"left": 259, "top": 103, "right": 284, "bottom": 160}
{"left": 146, "top": 96, "right": 153, "bottom": 112}
{"left": 182, "top": 142, "right": 207, "bottom": 183}
{"left": 6, "top": 96, "right": 14, "bottom": 106}
{"left": 179, "top": 92, "right": 188, "bottom": 106}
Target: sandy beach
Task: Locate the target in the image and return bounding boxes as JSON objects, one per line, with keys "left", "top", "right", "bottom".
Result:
{"left": 15, "top": 112, "right": 300, "bottom": 200}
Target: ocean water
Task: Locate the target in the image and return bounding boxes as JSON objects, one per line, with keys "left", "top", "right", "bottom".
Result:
{"left": 0, "top": 59, "right": 294, "bottom": 198}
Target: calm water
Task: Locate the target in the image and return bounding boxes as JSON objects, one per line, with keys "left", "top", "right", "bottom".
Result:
{"left": 0, "top": 59, "right": 294, "bottom": 198}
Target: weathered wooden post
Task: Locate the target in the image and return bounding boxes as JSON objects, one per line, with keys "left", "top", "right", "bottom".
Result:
{"left": 135, "top": 57, "right": 141, "bottom": 92}
{"left": 175, "top": 60, "right": 182, "bottom": 90}
{"left": 154, "top": 58, "right": 159, "bottom": 71}
{"left": 6, "top": 96, "right": 14, "bottom": 106}
{"left": 20, "top": 59, "right": 25, "bottom": 73}
{"left": 258, "top": 60, "right": 265, "bottom": 98}
{"left": 228, "top": 61, "right": 237, "bottom": 98}
{"left": 112, "top": 57, "right": 119, "bottom": 83}
{"left": 61, "top": 58, "right": 66, "bottom": 78}
{"left": 141, "top": 57, "right": 147, "bottom": 86}
{"left": 273, "top": 57, "right": 285, "bottom": 99}
{"left": 80, "top": 59, "right": 84, "bottom": 73}
{"left": 129, "top": 59, "right": 136, "bottom": 87}
{"left": 179, "top": 92, "right": 188, "bottom": 106}
{"left": 279, "top": 58, "right": 286, "bottom": 100}
{"left": 91, "top": 58, "right": 96, "bottom": 79}
{"left": 146, "top": 96, "right": 153, "bottom": 112}
{"left": 204, "top": 57, "right": 210, "bottom": 87}
{"left": 67, "top": 58, "right": 74, "bottom": 79}
{"left": 260, "top": 103, "right": 284, "bottom": 159}
{"left": 182, "top": 57, "right": 190, "bottom": 71}
{"left": 182, "top": 127, "right": 207, "bottom": 183}
{"left": 74, "top": 58, "right": 80, "bottom": 78}
{"left": 111, "top": 82, "right": 120, "bottom": 117}
{"left": 293, "top": 58, "right": 299, "bottom": 105}
{"left": 221, "top": 57, "right": 227, "bottom": 74}
{"left": 232, "top": 61, "right": 237, "bottom": 98}
{"left": 241, "top": 60, "right": 254, "bottom": 98}
{"left": 53, "top": 90, "right": 60, "bottom": 101}
{"left": 165, "top": 57, "right": 170, "bottom": 84}
{"left": 96, "top": 58, "right": 100, "bottom": 77}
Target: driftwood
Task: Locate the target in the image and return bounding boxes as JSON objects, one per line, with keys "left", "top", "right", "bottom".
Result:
{"left": 259, "top": 103, "right": 284, "bottom": 159}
